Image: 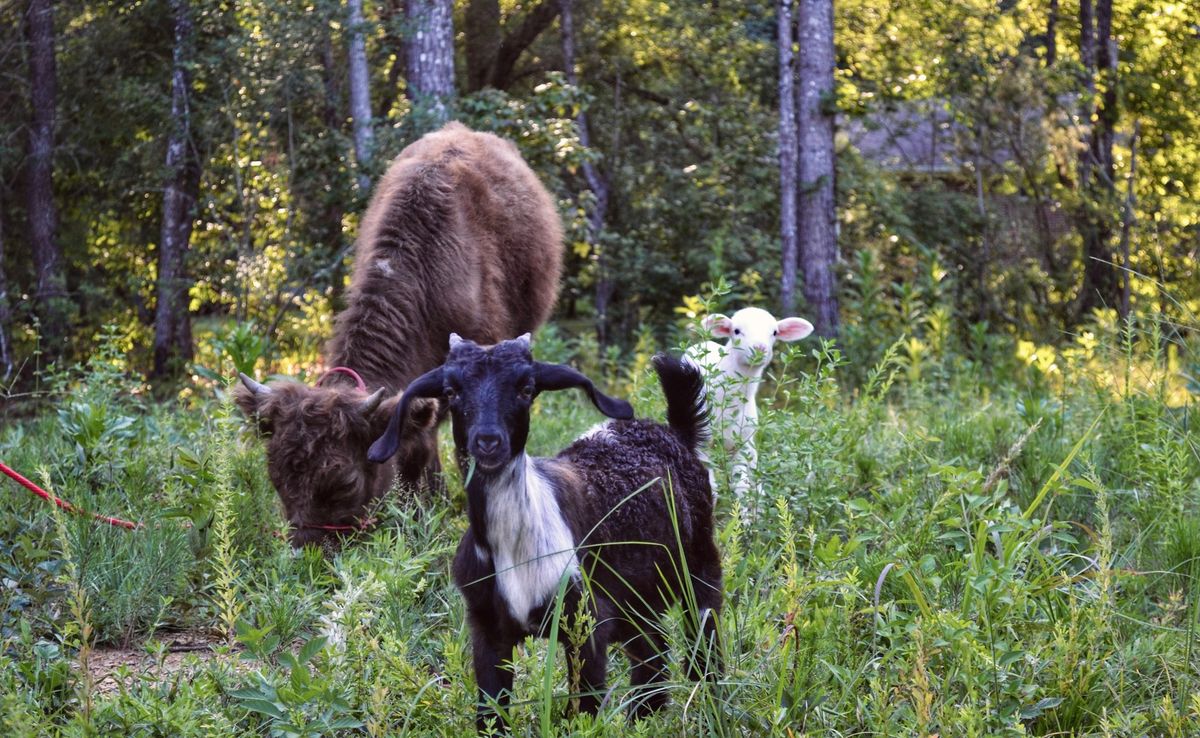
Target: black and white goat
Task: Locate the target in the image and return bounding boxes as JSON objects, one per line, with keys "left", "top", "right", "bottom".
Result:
{"left": 368, "top": 334, "right": 722, "bottom": 732}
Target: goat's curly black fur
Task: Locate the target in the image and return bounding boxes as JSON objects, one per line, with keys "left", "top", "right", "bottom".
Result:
{"left": 448, "top": 348, "right": 722, "bottom": 732}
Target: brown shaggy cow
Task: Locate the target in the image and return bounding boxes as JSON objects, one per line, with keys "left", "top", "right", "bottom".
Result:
{"left": 235, "top": 122, "right": 563, "bottom": 547}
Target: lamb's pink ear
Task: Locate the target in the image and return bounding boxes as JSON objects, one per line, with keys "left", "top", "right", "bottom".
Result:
{"left": 702, "top": 314, "right": 733, "bottom": 338}
{"left": 776, "top": 317, "right": 815, "bottom": 342}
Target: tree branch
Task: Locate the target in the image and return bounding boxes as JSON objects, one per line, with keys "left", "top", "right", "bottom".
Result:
{"left": 491, "top": 0, "right": 560, "bottom": 90}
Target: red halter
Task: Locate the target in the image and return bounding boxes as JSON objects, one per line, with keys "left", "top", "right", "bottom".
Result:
{"left": 317, "top": 366, "right": 367, "bottom": 392}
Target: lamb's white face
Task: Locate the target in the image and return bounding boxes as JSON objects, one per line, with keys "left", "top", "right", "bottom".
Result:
{"left": 704, "top": 307, "right": 814, "bottom": 371}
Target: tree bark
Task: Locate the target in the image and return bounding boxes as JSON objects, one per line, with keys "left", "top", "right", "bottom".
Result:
{"left": 376, "top": 0, "right": 406, "bottom": 118}
{"left": 0, "top": 194, "right": 13, "bottom": 382}
{"left": 24, "top": 0, "right": 67, "bottom": 345}
{"left": 466, "top": 0, "right": 560, "bottom": 92}
{"left": 320, "top": 25, "right": 349, "bottom": 306}
{"left": 152, "top": 0, "right": 200, "bottom": 378}
{"left": 795, "top": 0, "right": 839, "bottom": 336}
{"left": 347, "top": 0, "right": 374, "bottom": 191}
{"left": 1079, "top": 0, "right": 1119, "bottom": 315}
{"left": 466, "top": 0, "right": 502, "bottom": 91}
{"left": 777, "top": 0, "right": 799, "bottom": 315}
{"left": 1046, "top": 0, "right": 1058, "bottom": 66}
{"left": 561, "top": 0, "right": 613, "bottom": 345}
{"left": 1118, "top": 120, "right": 1138, "bottom": 320}
{"left": 405, "top": 0, "right": 455, "bottom": 126}
{"left": 1077, "top": 0, "right": 1094, "bottom": 186}
{"left": 492, "top": 0, "right": 559, "bottom": 90}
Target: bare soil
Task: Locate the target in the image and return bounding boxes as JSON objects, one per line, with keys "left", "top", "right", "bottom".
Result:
{"left": 83, "top": 631, "right": 253, "bottom": 696}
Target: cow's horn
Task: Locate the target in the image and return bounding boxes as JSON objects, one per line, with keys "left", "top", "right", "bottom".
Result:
{"left": 357, "top": 387, "right": 386, "bottom": 415}
{"left": 239, "top": 372, "right": 271, "bottom": 397}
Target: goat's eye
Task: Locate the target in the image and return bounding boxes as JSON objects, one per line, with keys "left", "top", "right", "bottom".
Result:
{"left": 445, "top": 388, "right": 458, "bottom": 401}
{"left": 518, "top": 385, "right": 534, "bottom": 401}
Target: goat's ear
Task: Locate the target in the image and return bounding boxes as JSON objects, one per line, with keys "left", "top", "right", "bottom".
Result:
{"left": 368, "top": 367, "right": 444, "bottom": 463}
{"left": 533, "top": 362, "right": 634, "bottom": 420}
{"left": 702, "top": 314, "right": 733, "bottom": 338}
{"left": 775, "top": 317, "right": 815, "bottom": 342}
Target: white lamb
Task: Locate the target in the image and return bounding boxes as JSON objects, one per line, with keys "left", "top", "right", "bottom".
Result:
{"left": 686, "top": 307, "right": 814, "bottom": 499}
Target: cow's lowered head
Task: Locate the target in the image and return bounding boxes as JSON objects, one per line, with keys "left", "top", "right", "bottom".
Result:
{"left": 235, "top": 374, "right": 439, "bottom": 548}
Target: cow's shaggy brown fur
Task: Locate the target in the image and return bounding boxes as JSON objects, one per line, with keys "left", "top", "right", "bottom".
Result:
{"left": 235, "top": 122, "right": 563, "bottom": 547}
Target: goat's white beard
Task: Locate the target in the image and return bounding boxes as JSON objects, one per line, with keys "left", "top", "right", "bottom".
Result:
{"left": 484, "top": 453, "right": 579, "bottom": 627}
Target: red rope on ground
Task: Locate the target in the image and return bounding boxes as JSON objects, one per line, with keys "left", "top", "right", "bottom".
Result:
{"left": 0, "top": 460, "right": 141, "bottom": 530}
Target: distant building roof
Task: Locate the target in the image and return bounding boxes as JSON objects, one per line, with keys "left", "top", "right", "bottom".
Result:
{"left": 843, "top": 99, "right": 1023, "bottom": 174}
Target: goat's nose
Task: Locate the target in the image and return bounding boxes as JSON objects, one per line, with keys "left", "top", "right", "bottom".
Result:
{"left": 476, "top": 433, "right": 501, "bottom": 454}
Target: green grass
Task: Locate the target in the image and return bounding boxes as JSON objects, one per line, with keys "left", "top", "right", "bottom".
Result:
{"left": 1, "top": 319, "right": 1199, "bottom": 737}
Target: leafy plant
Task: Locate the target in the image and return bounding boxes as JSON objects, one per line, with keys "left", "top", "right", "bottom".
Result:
{"left": 229, "top": 636, "right": 362, "bottom": 737}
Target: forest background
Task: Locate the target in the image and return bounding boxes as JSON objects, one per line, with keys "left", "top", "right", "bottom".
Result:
{"left": 0, "top": 0, "right": 1195, "bottom": 385}
{"left": 2, "top": 1, "right": 1200, "bottom": 736}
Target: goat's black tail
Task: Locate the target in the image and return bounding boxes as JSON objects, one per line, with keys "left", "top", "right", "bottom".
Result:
{"left": 652, "top": 353, "right": 710, "bottom": 452}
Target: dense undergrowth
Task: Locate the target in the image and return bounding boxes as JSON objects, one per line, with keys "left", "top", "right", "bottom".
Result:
{"left": 2, "top": 312, "right": 1199, "bottom": 737}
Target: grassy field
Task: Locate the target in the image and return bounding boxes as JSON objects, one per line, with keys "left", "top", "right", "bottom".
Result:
{"left": 2, "top": 318, "right": 1199, "bottom": 737}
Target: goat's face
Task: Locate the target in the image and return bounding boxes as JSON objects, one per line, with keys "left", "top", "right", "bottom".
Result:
{"left": 442, "top": 338, "right": 538, "bottom": 470}
{"left": 235, "top": 376, "right": 438, "bottom": 545}
{"left": 704, "top": 307, "right": 814, "bottom": 371}
{"left": 368, "top": 334, "right": 634, "bottom": 473}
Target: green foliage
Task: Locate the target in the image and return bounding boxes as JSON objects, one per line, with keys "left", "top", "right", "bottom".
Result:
{"left": 1, "top": 0, "right": 1199, "bottom": 732}
{"left": 229, "top": 636, "right": 364, "bottom": 737}
{"left": 2, "top": 313, "right": 1199, "bottom": 735}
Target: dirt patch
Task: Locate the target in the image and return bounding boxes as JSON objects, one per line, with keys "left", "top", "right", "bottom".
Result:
{"left": 84, "top": 631, "right": 254, "bottom": 696}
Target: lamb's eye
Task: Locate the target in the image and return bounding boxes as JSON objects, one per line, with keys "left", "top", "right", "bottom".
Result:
{"left": 733, "top": 328, "right": 741, "bottom": 336}
{"left": 773, "top": 329, "right": 778, "bottom": 337}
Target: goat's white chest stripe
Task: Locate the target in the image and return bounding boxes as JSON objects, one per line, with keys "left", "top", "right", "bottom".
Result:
{"left": 485, "top": 455, "right": 579, "bottom": 626}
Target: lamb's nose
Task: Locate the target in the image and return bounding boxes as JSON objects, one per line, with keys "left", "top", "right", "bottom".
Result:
{"left": 753, "top": 343, "right": 768, "bottom": 353}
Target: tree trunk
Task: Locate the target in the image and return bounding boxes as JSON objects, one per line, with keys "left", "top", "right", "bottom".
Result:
{"left": 466, "top": 0, "right": 560, "bottom": 92}
{"left": 466, "top": 0, "right": 501, "bottom": 91}
{"left": 1079, "top": 0, "right": 1119, "bottom": 315}
{"left": 561, "top": 0, "right": 613, "bottom": 346}
{"left": 777, "top": 0, "right": 799, "bottom": 315}
{"left": 1077, "top": 0, "right": 1094, "bottom": 186}
{"left": 320, "top": 26, "right": 349, "bottom": 307}
{"left": 376, "top": 0, "right": 406, "bottom": 118}
{"left": 152, "top": 0, "right": 200, "bottom": 378}
{"left": 346, "top": 0, "right": 374, "bottom": 192}
{"left": 0, "top": 195, "right": 13, "bottom": 382}
{"left": 24, "top": 0, "right": 67, "bottom": 346}
{"left": 1118, "top": 121, "right": 1138, "bottom": 320}
{"left": 1046, "top": 0, "right": 1058, "bottom": 65}
{"left": 405, "top": 0, "right": 455, "bottom": 126}
{"left": 795, "top": 0, "right": 839, "bottom": 336}
{"left": 492, "top": 0, "right": 559, "bottom": 90}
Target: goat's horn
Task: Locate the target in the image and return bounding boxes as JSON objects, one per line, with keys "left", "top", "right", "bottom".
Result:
{"left": 449, "top": 332, "right": 464, "bottom": 350}
{"left": 515, "top": 332, "right": 531, "bottom": 347}
{"left": 238, "top": 372, "right": 271, "bottom": 397}
{"left": 357, "top": 387, "right": 386, "bottom": 415}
